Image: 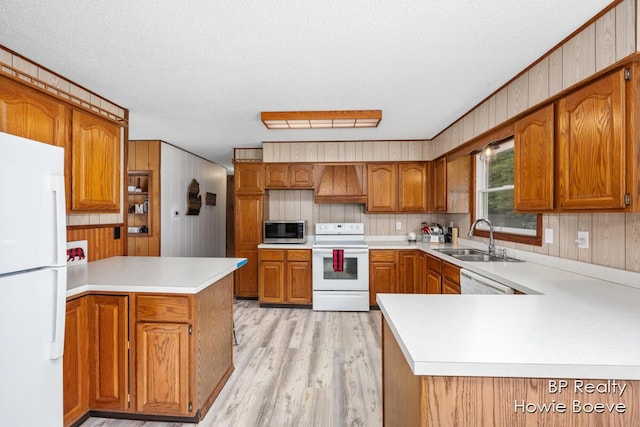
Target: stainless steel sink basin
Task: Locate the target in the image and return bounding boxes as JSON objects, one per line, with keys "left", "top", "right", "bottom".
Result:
{"left": 434, "top": 248, "right": 483, "bottom": 255}
{"left": 435, "top": 248, "right": 522, "bottom": 262}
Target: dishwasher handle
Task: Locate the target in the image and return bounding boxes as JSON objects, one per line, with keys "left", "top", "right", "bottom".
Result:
{"left": 460, "top": 269, "right": 514, "bottom": 294}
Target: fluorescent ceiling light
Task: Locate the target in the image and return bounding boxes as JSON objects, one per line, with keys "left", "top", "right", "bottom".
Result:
{"left": 261, "top": 110, "right": 382, "bottom": 129}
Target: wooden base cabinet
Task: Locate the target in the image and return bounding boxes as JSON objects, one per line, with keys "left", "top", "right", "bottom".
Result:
{"left": 88, "top": 295, "right": 129, "bottom": 411}
{"left": 63, "top": 275, "right": 235, "bottom": 425}
{"left": 136, "top": 322, "right": 191, "bottom": 415}
{"left": 63, "top": 298, "right": 89, "bottom": 426}
{"left": 369, "top": 250, "right": 398, "bottom": 306}
{"left": 258, "top": 249, "right": 312, "bottom": 305}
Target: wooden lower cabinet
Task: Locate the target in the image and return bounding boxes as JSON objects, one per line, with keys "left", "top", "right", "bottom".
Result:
{"left": 87, "top": 295, "right": 129, "bottom": 411}
{"left": 136, "top": 322, "right": 190, "bottom": 415}
{"left": 63, "top": 298, "right": 89, "bottom": 426}
{"left": 398, "top": 250, "right": 421, "bottom": 294}
{"left": 63, "top": 274, "right": 235, "bottom": 426}
{"left": 369, "top": 250, "right": 398, "bottom": 306}
{"left": 441, "top": 262, "right": 461, "bottom": 294}
{"left": 258, "top": 249, "right": 312, "bottom": 305}
{"left": 425, "top": 253, "right": 442, "bottom": 294}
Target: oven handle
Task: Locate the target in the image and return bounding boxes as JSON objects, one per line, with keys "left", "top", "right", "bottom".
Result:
{"left": 313, "top": 248, "right": 369, "bottom": 255}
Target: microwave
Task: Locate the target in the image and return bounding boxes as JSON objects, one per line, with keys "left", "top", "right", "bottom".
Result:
{"left": 264, "top": 220, "right": 307, "bottom": 244}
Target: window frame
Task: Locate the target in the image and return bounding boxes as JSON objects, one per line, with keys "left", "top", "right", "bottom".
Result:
{"left": 471, "top": 138, "right": 542, "bottom": 246}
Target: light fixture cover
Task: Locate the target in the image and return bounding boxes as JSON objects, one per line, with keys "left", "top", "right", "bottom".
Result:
{"left": 261, "top": 110, "right": 382, "bottom": 129}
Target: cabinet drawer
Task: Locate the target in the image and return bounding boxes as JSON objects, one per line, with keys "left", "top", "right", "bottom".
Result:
{"left": 370, "top": 250, "right": 396, "bottom": 262}
{"left": 425, "top": 254, "right": 441, "bottom": 273}
{"left": 287, "top": 249, "right": 311, "bottom": 261}
{"left": 259, "top": 249, "right": 285, "bottom": 261}
{"left": 136, "top": 295, "right": 191, "bottom": 322}
{"left": 442, "top": 262, "right": 460, "bottom": 285}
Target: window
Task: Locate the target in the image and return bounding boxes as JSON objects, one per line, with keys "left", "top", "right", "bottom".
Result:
{"left": 475, "top": 138, "right": 538, "bottom": 237}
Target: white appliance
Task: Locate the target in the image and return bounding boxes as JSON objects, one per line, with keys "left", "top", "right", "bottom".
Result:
{"left": 460, "top": 269, "right": 514, "bottom": 294}
{"left": 0, "top": 132, "right": 67, "bottom": 426}
{"left": 312, "top": 223, "right": 369, "bottom": 311}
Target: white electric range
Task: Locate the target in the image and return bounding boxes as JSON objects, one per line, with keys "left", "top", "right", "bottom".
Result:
{"left": 312, "top": 223, "right": 370, "bottom": 311}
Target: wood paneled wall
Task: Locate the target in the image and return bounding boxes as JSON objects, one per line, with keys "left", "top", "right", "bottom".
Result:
{"left": 67, "top": 226, "right": 125, "bottom": 261}
{"left": 160, "top": 143, "right": 227, "bottom": 257}
{"left": 266, "top": 189, "right": 448, "bottom": 237}
{"left": 128, "top": 140, "right": 161, "bottom": 256}
{"left": 263, "top": 140, "right": 430, "bottom": 163}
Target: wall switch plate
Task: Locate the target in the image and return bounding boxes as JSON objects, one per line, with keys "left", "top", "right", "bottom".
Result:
{"left": 576, "top": 231, "right": 589, "bottom": 248}
{"left": 396, "top": 221, "right": 402, "bottom": 230}
{"left": 544, "top": 228, "right": 553, "bottom": 244}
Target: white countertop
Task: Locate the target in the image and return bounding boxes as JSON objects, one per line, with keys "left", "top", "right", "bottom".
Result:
{"left": 67, "top": 256, "right": 247, "bottom": 297}
{"left": 377, "top": 242, "right": 640, "bottom": 380}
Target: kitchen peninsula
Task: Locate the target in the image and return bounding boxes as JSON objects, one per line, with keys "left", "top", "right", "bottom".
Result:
{"left": 64, "top": 256, "right": 247, "bottom": 426}
{"left": 378, "top": 246, "right": 640, "bottom": 426}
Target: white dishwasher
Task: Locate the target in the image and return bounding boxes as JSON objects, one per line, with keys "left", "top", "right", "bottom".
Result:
{"left": 460, "top": 269, "right": 514, "bottom": 294}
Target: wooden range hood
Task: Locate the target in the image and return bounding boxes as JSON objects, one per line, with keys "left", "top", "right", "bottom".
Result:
{"left": 314, "top": 164, "right": 366, "bottom": 204}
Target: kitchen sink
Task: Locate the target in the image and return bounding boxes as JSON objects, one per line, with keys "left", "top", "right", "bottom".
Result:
{"left": 435, "top": 248, "right": 522, "bottom": 262}
{"left": 434, "top": 248, "right": 484, "bottom": 255}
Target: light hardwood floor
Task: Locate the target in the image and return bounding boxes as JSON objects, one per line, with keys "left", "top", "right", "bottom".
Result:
{"left": 80, "top": 300, "right": 382, "bottom": 427}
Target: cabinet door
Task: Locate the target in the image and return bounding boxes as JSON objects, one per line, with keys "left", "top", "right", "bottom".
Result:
{"left": 259, "top": 260, "right": 285, "bottom": 303}
{"left": 557, "top": 69, "right": 626, "bottom": 210}
{"left": 235, "top": 246, "right": 259, "bottom": 298}
{"left": 63, "top": 298, "right": 89, "bottom": 426}
{"left": 398, "top": 163, "right": 428, "bottom": 212}
{"left": 447, "top": 156, "right": 470, "bottom": 213}
{"left": 289, "top": 164, "right": 314, "bottom": 188}
{"left": 136, "top": 323, "right": 191, "bottom": 416}
{"left": 426, "top": 269, "right": 442, "bottom": 294}
{"left": 234, "top": 163, "right": 264, "bottom": 193}
{"left": 0, "top": 76, "right": 72, "bottom": 209}
{"left": 432, "top": 157, "right": 447, "bottom": 212}
{"left": 369, "top": 250, "right": 398, "bottom": 306}
{"left": 88, "top": 295, "right": 128, "bottom": 411}
{"left": 71, "top": 109, "right": 121, "bottom": 212}
{"left": 514, "top": 104, "right": 555, "bottom": 211}
{"left": 442, "top": 279, "right": 461, "bottom": 294}
{"left": 234, "top": 195, "right": 263, "bottom": 245}
{"left": 398, "top": 250, "right": 419, "bottom": 293}
{"left": 265, "top": 163, "right": 288, "bottom": 188}
{"left": 286, "top": 261, "right": 312, "bottom": 304}
{"left": 367, "top": 164, "right": 398, "bottom": 212}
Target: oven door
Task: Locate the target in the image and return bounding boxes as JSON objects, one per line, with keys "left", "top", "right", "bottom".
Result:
{"left": 312, "top": 248, "right": 369, "bottom": 291}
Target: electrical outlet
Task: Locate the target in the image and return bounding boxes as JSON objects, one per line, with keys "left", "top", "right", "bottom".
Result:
{"left": 544, "top": 228, "right": 553, "bottom": 244}
{"left": 576, "top": 231, "right": 589, "bottom": 249}
{"left": 396, "top": 221, "right": 402, "bottom": 230}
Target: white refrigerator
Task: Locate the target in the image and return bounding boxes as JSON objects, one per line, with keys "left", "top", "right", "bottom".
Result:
{"left": 0, "top": 131, "right": 67, "bottom": 426}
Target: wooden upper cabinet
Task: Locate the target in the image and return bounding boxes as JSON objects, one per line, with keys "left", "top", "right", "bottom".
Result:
{"left": 265, "top": 163, "right": 313, "bottom": 188}
{"left": 398, "top": 163, "right": 428, "bottom": 212}
{"left": 0, "top": 76, "right": 72, "bottom": 208}
{"left": 431, "top": 157, "right": 447, "bottom": 212}
{"left": 557, "top": 69, "right": 627, "bottom": 210}
{"left": 71, "top": 110, "right": 121, "bottom": 212}
{"left": 265, "top": 163, "right": 288, "bottom": 188}
{"left": 289, "top": 164, "right": 314, "bottom": 187}
{"left": 446, "top": 156, "right": 470, "bottom": 213}
{"left": 234, "top": 162, "right": 264, "bottom": 194}
{"left": 514, "top": 104, "right": 555, "bottom": 211}
{"left": 367, "top": 163, "right": 398, "bottom": 212}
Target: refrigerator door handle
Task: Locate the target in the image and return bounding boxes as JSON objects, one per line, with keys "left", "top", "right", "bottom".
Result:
{"left": 50, "top": 268, "right": 66, "bottom": 360}
{"left": 51, "top": 174, "right": 66, "bottom": 267}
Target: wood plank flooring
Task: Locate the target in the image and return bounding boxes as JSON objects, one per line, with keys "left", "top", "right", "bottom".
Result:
{"left": 80, "top": 300, "right": 382, "bottom": 427}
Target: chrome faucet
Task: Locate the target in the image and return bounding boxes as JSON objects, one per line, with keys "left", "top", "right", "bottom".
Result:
{"left": 468, "top": 218, "right": 495, "bottom": 255}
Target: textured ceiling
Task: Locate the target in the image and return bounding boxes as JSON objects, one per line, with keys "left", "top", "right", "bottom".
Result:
{"left": 0, "top": 0, "right": 613, "bottom": 171}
